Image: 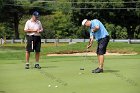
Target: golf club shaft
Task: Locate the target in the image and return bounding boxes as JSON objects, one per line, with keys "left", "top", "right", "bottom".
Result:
{"left": 81, "top": 48, "right": 88, "bottom": 70}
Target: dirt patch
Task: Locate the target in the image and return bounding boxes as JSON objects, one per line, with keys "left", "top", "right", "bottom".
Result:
{"left": 47, "top": 52, "right": 137, "bottom": 56}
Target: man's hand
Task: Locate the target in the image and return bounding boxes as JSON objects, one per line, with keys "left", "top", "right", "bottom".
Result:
{"left": 92, "top": 26, "right": 99, "bottom": 32}
{"left": 36, "top": 29, "right": 40, "bottom": 33}
{"left": 25, "top": 28, "right": 43, "bottom": 33}
{"left": 87, "top": 37, "right": 94, "bottom": 49}
{"left": 33, "top": 29, "right": 38, "bottom": 32}
{"left": 33, "top": 29, "right": 41, "bottom": 33}
{"left": 87, "top": 44, "right": 92, "bottom": 49}
{"left": 25, "top": 29, "right": 38, "bottom": 33}
{"left": 36, "top": 28, "right": 43, "bottom": 33}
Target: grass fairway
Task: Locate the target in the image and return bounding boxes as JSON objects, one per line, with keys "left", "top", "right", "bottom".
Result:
{"left": 0, "top": 43, "right": 140, "bottom": 93}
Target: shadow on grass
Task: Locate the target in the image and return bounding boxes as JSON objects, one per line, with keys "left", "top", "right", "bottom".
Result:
{"left": 0, "top": 91, "right": 6, "bottom": 93}
{"left": 1, "top": 46, "right": 25, "bottom": 50}
{"left": 2, "top": 63, "right": 17, "bottom": 64}
{"left": 104, "top": 70, "right": 120, "bottom": 73}
{"left": 50, "top": 60, "right": 60, "bottom": 62}
{"left": 41, "top": 66, "right": 58, "bottom": 68}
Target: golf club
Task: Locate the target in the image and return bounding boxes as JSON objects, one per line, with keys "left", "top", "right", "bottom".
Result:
{"left": 30, "top": 40, "right": 34, "bottom": 69}
{"left": 32, "top": 40, "right": 33, "bottom": 50}
{"left": 80, "top": 48, "right": 88, "bottom": 70}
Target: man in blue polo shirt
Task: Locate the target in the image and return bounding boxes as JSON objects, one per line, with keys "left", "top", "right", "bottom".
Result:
{"left": 82, "top": 19, "right": 110, "bottom": 73}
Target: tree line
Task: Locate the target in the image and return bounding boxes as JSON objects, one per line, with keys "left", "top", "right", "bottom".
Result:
{"left": 0, "top": 0, "right": 140, "bottom": 39}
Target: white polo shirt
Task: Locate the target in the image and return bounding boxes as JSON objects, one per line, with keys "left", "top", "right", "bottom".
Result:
{"left": 24, "top": 19, "right": 43, "bottom": 36}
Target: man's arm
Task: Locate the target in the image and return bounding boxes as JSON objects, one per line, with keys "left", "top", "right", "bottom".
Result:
{"left": 24, "top": 20, "right": 42, "bottom": 33}
{"left": 91, "top": 20, "right": 100, "bottom": 32}
{"left": 24, "top": 29, "right": 38, "bottom": 33}
{"left": 39, "top": 21, "right": 43, "bottom": 32}
{"left": 35, "top": 21, "right": 43, "bottom": 33}
{"left": 92, "top": 26, "right": 99, "bottom": 32}
{"left": 87, "top": 37, "right": 94, "bottom": 49}
{"left": 24, "top": 21, "right": 38, "bottom": 33}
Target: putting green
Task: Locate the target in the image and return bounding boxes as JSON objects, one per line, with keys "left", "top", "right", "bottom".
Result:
{"left": 0, "top": 55, "right": 140, "bottom": 93}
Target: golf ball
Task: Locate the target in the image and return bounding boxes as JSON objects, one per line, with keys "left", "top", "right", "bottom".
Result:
{"left": 55, "top": 85, "right": 58, "bottom": 88}
{"left": 79, "top": 72, "right": 82, "bottom": 75}
{"left": 48, "top": 85, "right": 51, "bottom": 87}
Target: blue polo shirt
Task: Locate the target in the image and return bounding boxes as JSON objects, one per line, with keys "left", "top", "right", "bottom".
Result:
{"left": 88, "top": 19, "right": 109, "bottom": 41}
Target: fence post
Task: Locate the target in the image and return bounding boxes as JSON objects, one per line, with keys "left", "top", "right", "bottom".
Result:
{"left": 128, "top": 39, "right": 131, "bottom": 44}
{"left": 55, "top": 39, "right": 59, "bottom": 46}
{"left": 45, "top": 39, "right": 47, "bottom": 43}
{"left": 21, "top": 39, "right": 23, "bottom": 44}
{"left": 113, "top": 39, "right": 115, "bottom": 42}
{"left": 0, "top": 38, "right": 2, "bottom": 45}
{"left": 11, "top": 38, "right": 14, "bottom": 44}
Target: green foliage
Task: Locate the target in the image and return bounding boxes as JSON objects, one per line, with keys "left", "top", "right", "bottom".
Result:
{"left": 43, "top": 11, "right": 71, "bottom": 39}
{"left": 53, "top": 0, "right": 72, "bottom": 14}
{"left": 105, "top": 23, "right": 128, "bottom": 39}
{"left": 116, "top": 26, "right": 127, "bottom": 39}
{"left": 0, "top": 0, "right": 140, "bottom": 39}
{"left": 19, "top": 15, "right": 30, "bottom": 39}
{"left": 105, "top": 23, "right": 116, "bottom": 39}
{"left": 134, "top": 25, "right": 140, "bottom": 39}
{"left": 0, "top": 23, "right": 14, "bottom": 39}
{"left": 40, "top": 15, "right": 55, "bottom": 39}
{"left": 0, "top": 0, "right": 3, "bottom": 9}
{"left": 41, "top": 11, "right": 81, "bottom": 39}
{"left": 0, "top": 23, "right": 5, "bottom": 38}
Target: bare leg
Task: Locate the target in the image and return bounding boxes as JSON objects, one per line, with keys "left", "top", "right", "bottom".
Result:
{"left": 35, "top": 52, "right": 40, "bottom": 63}
{"left": 97, "top": 54, "right": 104, "bottom": 69}
{"left": 97, "top": 55, "right": 100, "bottom": 67}
{"left": 35, "top": 52, "right": 41, "bottom": 69}
{"left": 26, "top": 51, "right": 30, "bottom": 63}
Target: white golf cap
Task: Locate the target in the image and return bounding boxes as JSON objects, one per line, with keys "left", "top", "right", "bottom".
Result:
{"left": 82, "top": 19, "right": 87, "bottom": 26}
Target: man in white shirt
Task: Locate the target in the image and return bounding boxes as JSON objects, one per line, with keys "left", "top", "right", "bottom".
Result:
{"left": 24, "top": 11, "right": 43, "bottom": 69}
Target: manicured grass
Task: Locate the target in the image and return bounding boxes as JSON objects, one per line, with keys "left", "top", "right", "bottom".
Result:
{"left": 0, "top": 55, "right": 140, "bottom": 93}
{"left": 1, "top": 42, "right": 140, "bottom": 55}
{"left": 0, "top": 42, "right": 140, "bottom": 93}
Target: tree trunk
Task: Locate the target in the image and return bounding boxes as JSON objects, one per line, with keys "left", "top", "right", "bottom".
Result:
{"left": 14, "top": 12, "right": 19, "bottom": 39}
{"left": 127, "top": 26, "right": 134, "bottom": 39}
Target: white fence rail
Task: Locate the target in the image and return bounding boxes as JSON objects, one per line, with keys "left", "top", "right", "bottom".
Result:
{"left": 1, "top": 39, "right": 140, "bottom": 44}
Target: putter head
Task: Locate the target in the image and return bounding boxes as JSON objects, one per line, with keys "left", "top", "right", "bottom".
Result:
{"left": 80, "top": 68, "right": 84, "bottom": 70}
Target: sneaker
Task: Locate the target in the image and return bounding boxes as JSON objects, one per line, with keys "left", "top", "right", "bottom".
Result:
{"left": 35, "top": 64, "right": 41, "bottom": 69}
{"left": 92, "top": 67, "right": 103, "bottom": 73}
{"left": 95, "top": 67, "right": 99, "bottom": 70}
{"left": 92, "top": 68, "right": 97, "bottom": 73}
{"left": 25, "top": 64, "right": 29, "bottom": 69}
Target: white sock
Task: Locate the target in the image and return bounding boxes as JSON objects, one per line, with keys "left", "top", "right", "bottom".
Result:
{"left": 35, "top": 62, "right": 39, "bottom": 65}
